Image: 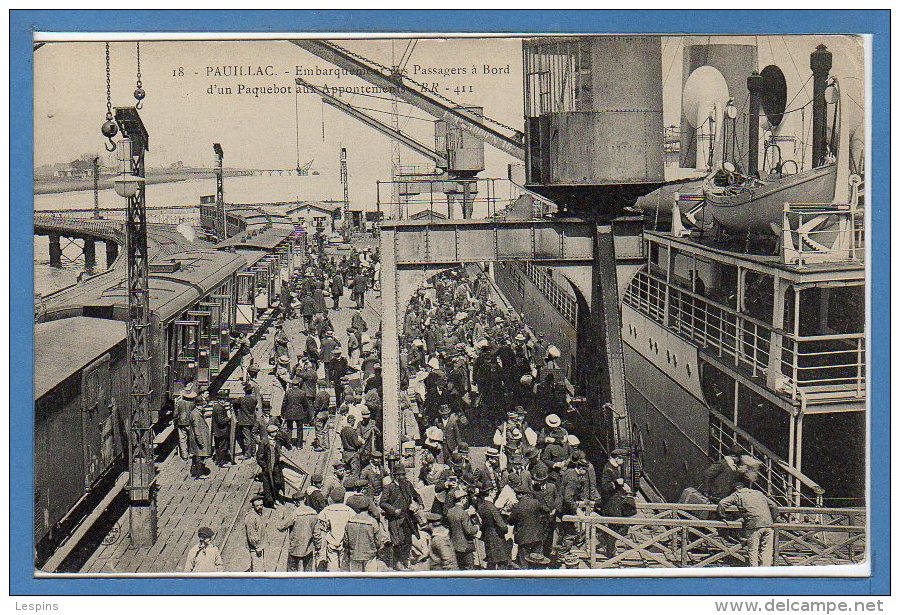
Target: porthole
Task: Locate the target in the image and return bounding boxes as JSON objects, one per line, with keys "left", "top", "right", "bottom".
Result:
{"left": 686, "top": 363, "right": 692, "bottom": 376}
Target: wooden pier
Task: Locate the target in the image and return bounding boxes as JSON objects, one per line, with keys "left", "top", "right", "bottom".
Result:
{"left": 80, "top": 287, "right": 381, "bottom": 573}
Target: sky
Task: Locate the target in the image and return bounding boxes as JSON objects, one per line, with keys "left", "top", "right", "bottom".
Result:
{"left": 34, "top": 35, "right": 865, "bottom": 205}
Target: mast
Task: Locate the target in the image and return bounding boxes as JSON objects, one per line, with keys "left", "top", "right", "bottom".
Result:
{"left": 810, "top": 44, "right": 833, "bottom": 168}
{"left": 747, "top": 71, "right": 764, "bottom": 177}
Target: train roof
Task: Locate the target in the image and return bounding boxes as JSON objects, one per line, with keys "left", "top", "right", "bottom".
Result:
{"left": 44, "top": 250, "right": 247, "bottom": 323}
{"left": 35, "top": 317, "right": 127, "bottom": 399}
{"left": 216, "top": 225, "right": 294, "bottom": 251}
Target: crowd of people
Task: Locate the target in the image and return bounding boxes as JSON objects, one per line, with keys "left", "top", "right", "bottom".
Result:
{"left": 179, "top": 243, "right": 783, "bottom": 573}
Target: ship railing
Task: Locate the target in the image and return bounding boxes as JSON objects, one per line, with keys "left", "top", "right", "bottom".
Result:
{"left": 709, "top": 408, "right": 825, "bottom": 507}
{"left": 780, "top": 334, "right": 867, "bottom": 402}
{"left": 782, "top": 202, "right": 865, "bottom": 267}
{"left": 564, "top": 503, "right": 865, "bottom": 569}
{"left": 624, "top": 271, "right": 866, "bottom": 402}
{"left": 519, "top": 262, "right": 578, "bottom": 327}
{"left": 623, "top": 271, "right": 771, "bottom": 377}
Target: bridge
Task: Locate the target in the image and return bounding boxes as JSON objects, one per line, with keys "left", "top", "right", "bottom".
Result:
{"left": 34, "top": 214, "right": 125, "bottom": 270}
{"left": 33, "top": 213, "right": 200, "bottom": 320}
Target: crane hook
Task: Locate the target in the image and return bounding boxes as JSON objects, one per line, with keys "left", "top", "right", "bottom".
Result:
{"left": 134, "top": 84, "right": 145, "bottom": 110}
{"left": 101, "top": 116, "right": 118, "bottom": 152}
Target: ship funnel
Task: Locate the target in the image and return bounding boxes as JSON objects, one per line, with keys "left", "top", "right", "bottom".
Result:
{"left": 682, "top": 66, "right": 729, "bottom": 171}
{"left": 679, "top": 37, "right": 757, "bottom": 170}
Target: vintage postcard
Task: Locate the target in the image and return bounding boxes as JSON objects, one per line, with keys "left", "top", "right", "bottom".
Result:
{"left": 26, "top": 26, "right": 873, "bottom": 584}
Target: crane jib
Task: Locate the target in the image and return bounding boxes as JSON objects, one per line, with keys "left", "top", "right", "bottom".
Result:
{"left": 288, "top": 39, "right": 526, "bottom": 161}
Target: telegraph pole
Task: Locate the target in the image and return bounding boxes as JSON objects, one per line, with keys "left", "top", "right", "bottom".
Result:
{"left": 214, "top": 143, "right": 225, "bottom": 240}
{"left": 114, "top": 107, "right": 157, "bottom": 547}
{"left": 340, "top": 147, "right": 351, "bottom": 241}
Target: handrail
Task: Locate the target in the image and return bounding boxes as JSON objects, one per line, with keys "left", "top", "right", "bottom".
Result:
{"left": 624, "top": 269, "right": 867, "bottom": 399}
{"left": 562, "top": 506, "right": 866, "bottom": 568}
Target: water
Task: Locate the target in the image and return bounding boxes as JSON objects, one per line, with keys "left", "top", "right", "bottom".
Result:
{"left": 33, "top": 175, "right": 336, "bottom": 296}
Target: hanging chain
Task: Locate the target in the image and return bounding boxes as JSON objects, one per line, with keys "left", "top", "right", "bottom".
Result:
{"left": 134, "top": 41, "right": 146, "bottom": 109}
{"left": 136, "top": 42, "right": 142, "bottom": 87}
{"left": 105, "top": 42, "right": 113, "bottom": 120}
{"left": 101, "top": 42, "right": 119, "bottom": 151}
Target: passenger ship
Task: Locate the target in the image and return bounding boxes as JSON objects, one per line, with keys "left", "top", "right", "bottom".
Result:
{"left": 494, "top": 37, "right": 866, "bottom": 507}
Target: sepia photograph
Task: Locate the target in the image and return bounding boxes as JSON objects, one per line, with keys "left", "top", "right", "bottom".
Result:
{"left": 29, "top": 29, "right": 870, "bottom": 579}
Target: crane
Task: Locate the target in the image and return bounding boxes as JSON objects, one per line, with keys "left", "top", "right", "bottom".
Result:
{"left": 297, "top": 159, "right": 314, "bottom": 176}
{"left": 295, "top": 76, "right": 448, "bottom": 169}
{"left": 289, "top": 39, "right": 526, "bottom": 161}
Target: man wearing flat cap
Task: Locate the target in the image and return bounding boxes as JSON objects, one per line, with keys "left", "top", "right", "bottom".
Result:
{"left": 244, "top": 496, "right": 266, "bottom": 572}
{"left": 184, "top": 526, "right": 224, "bottom": 573}
{"left": 343, "top": 494, "right": 386, "bottom": 572}
{"left": 422, "top": 512, "right": 457, "bottom": 571}
{"left": 600, "top": 448, "right": 629, "bottom": 508}
{"left": 508, "top": 484, "right": 549, "bottom": 568}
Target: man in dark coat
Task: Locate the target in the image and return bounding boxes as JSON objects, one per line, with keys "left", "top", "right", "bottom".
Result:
{"left": 188, "top": 389, "right": 213, "bottom": 479}
{"left": 280, "top": 378, "right": 307, "bottom": 448}
{"left": 328, "top": 349, "right": 351, "bottom": 408}
{"left": 305, "top": 334, "right": 321, "bottom": 371}
{"left": 508, "top": 486, "right": 549, "bottom": 567}
{"left": 211, "top": 390, "right": 234, "bottom": 467}
{"left": 701, "top": 444, "right": 744, "bottom": 503}
{"left": 600, "top": 479, "right": 637, "bottom": 559}
{"left": 475, "top": 488, "right": 510, "bottom": 569}
{"left": 280, "top": 282, "right": 293, "bottom": 320}
{"left": 340, "top": 414, "right": 365, "bottom": 478}
{"left": 438, "top": 404, "right": 463, "bottom": 462}
{"left": 330, "top": 271, "right": 344, "bottom": 310}
{"left": 312, "top": 285, "right": 327, "bottom": 316}
{"left": 352, "top": 272, "right": 368, "bottom": 309}
{"left": 446, "top": 490, "right": 479, "bottom": 570}
{"left": 351, "top": 309, "right": 368, "bottom": 334}
{"left": 319, "top": 331, "right": 339, "bottom": 383}
{"left": 235, "top": 383, "right": 258, "bottom": 459}
{"left": 379, "top": 467, "right": 422, "bottom": 570}
{"left": 600, "top": 448, "right": 628, "bottom": 508}
{"left": 300, "top": 293, "right": 316, "bottom": 332}
{"left": 257, "top": 425, "right": 285, "bottom": 508}
{"left": 558, "top": 456, "right": 589, "bottom": 547}
{"left": 312, "top": 379, "right": 331, "bottom": 452}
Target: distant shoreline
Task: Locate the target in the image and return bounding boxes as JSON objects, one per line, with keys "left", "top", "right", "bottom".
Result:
{"left": 33, "top": 171, "right": 214, "bottom": 195}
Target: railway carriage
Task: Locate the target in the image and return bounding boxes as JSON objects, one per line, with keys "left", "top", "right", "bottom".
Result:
{"left": 34, "top": 213, "right": 298, "bottom": 566}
